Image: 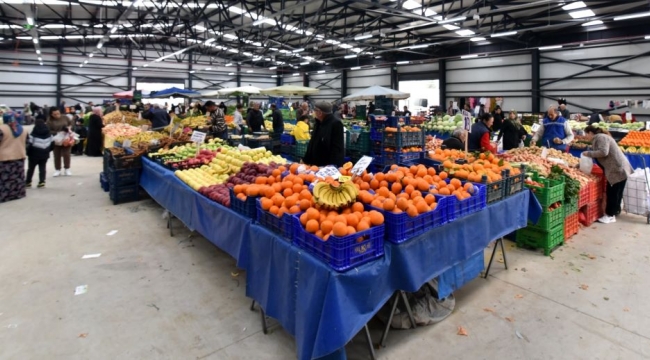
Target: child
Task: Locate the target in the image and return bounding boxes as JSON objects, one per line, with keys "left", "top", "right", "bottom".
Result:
{"left": 72, "top": 117, "right": 87, "bottom": 155}
{"left": 291, "top": 115, "right": 311, "bottom": 141}
{"left": 26, "top": 119, "right": 53, "bottom": 188}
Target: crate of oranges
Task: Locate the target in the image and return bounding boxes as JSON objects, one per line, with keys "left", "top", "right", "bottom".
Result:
{"left": 292, "top": 205, "right": 386, "bottom": 272}
{"left": 429, "top": 178, "right": 487, "bottom": 220}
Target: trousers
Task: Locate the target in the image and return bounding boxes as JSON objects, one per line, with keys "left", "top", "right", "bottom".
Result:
{"left": 605, "top": 179, "right": 626, "bottom": 217}
{"left": 53, "top": 145, "right": 71, "bottom": 170}
{"left": 26, "top": 158, "right": 48, "bottom": 183}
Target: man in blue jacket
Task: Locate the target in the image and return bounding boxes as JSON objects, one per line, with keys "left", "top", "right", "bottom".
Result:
{"left": 531, "top": 106, "right": 574, "bottom": 151}
{"left": 142, "top": 104, "right": 171, "bottom": 129}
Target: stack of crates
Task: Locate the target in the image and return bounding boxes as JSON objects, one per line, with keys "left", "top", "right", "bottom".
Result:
{"left": 381, "top": 126, "right": 424, "bottom": 167}
{"left": 517, "top": 174, "right": 565, "bottom": 256}
{"left": 564, "top": 197, "right": 579, "bottom": 241}
{"left": 293, "top": 140, "right": 309, "bottom": 162}
{"left": 345, "top": 130, "right": 370, "bottom": 162}
{"left": 578, "top": 165, "right": 606, "bottom": 226}
{"left": 103, "top": 149, "right": 143, "bottom": 205}
{"left": 280, "top": 134, "right": 295, "bottom": 161}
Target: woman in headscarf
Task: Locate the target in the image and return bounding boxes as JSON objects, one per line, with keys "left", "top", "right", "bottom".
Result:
{"left": 0, "top": 111, "right": 28, "bottom": 202}
{"left": 498, "top": 110, "right": 528, "bottom": 151}
{"left": 85, "top": 107, "right": 104, "bottom": 157}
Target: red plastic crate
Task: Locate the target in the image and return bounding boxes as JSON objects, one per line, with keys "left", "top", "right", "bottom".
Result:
{"left": 591, "top": 165, "right": 606, "bottom": 200}
{"left": 578, "top": 181, "right": 593, "bottom": 208}
{"left": 564, "top": 212, "right": 579, "bottom": 241}
{"left": 579, "top": 201, "right": 603, "bottom": 227}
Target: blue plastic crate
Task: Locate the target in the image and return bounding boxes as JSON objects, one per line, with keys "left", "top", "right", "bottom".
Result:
{"left": 292, "top": 215, "right": 385, "bottom": 272}
{"left": 382, "top": 151, "right": 423, "bottom": 166}
{"left": 107, "top": 166, "right": 139, "bottom": 187}
{"left": 280, "top": 133, "right": 296, "bottom": 145}
{"left": 256, "top": 199, "right": 296, "bottom": 240}
{"left": 99, "top": 172, "right": 110, "bottom": 192}
{"left": 442, "top": 182, "right": 487, "bottom": 220}
{"left": 229, "top": 189, "right": 258, "bottom": 220}
{"left": 437, "top": 251, "right": 485, "bottom": 299}
{"left": 366, "top": 194, "right": 453, "bottom": 244}
{"left": 109, "top": 183, "right": 140, "bottom": 205}
{"left": 383, "top": 130, "right": 424, "bottom": 148}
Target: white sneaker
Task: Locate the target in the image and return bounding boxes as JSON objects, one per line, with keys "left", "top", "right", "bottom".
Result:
{"left": 64, "top": 169, "right": 72, "bottom": 176}
{"left": 597, "top": 215, "right": 616, "bottom": 224}
{"left": 53, "top": 170, "right": 61, "bottom": 177}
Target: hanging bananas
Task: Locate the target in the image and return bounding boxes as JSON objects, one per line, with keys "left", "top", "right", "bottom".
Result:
{"left": 313, "top": 181, "right": 359, "bottom": 210}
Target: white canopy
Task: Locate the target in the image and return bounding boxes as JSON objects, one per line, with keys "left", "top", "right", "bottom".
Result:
{"left": 200, "top": 90, "right": 222, "bottom": 97}
{"left": 218, "top": 85, "right": 263, "bottom": 95}
{"left": 260, "top": 85, "right": 320, "bottom": 96}
{"left": 342, "top": 85, "right": 410, "bottom": 101}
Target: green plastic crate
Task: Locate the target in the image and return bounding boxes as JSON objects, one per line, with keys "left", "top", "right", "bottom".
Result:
{"left": 526, "top": 174, "right": 565, "bottom": 207}
{"left": 564, "top": 198, "right": 578, "bottom": 218}
{"left": 516, "top": 224, "right": 565, "bottom": 256}
{"left": 294, "top": 140, "right": 309, "bottom": 159}
{"left": 346, "top": 131, "right": 371, "bottom": 153}
{"left": 529, "top": 205, "right": 564, "bottom": 230}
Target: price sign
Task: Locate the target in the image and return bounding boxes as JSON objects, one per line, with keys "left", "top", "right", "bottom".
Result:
{"left": 122, "top": 115, "right": 126, "bottom": 123}
{"left": 646, "top": 121, "right": 650, "bottom": 131}
{"left": 351, "top": 156, "right": 373, "bottom": 176}
{"left": 122, "top": 139, "right": 132, "bottom": 148}
{"left": 531, "top": 123, "right": 541, "bottom": 133}
{"left": 191, "top": 130, "right": 207, "bottom": 144}
{"left": 315, "top": 165, "right": 341, "bottom": 180}
{"left": 540, "top": 147, "right": 549, "bottom": 159}
{"left": 462, "top": 110, "right": 472, "bottom": 132}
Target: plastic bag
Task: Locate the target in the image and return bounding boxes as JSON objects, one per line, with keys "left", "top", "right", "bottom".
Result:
{"left": 53, "top": 131, "right": 67, "bottom": 146}
{"left": 579, "top": 154, "right": 593, "bottom": 174}
{"left": 623, "top": 168, "right": 650, "bottom": 215}
{"left": 496, "top": 138, "right": 503, "bottom": 153}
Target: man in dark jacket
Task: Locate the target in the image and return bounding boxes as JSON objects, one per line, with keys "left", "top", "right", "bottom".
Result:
{"left": 441, "top": 128, "right": 466, "bottom": 150}
{"left": 270, "top": 104, "right": 284, "bottom": 134}
{"left": 303, "top": 101, "right": 345, "bottom": 167}
{"left": 26, "top": 119, "right": 53, "bottom": 188}
{"left": 246, "top": 102, "right": 265, "bottom": 133}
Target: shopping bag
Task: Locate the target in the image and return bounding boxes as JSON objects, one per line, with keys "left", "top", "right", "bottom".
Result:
{"left": 579, "top": 154, "right": 593, "bottom": 174}
{"left": 623, "top": 168, "right": 650, "bottom": 216}
{"left": 53, "top": 131, "right": 67, "bottom": 146}
{"left": 496, "top": 138, "right": 503, "bottom": 153}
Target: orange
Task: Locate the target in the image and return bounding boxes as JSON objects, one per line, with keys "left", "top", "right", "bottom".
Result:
{"left": 347, "top": 226, "right": 357, "bottom": 235}
{"left": 234, "top": 184, "right": 244, "bottom": 194}
{"left": 439, "top": 171, "right": 448, "bottom": 180}
{"left": 306, "top": 219, "right": 319, "bottom": 233}
{"left": 272, "top": 194, "right": 285, "bottom": 207}
{"left": 383, "top": 198, "right": 395, "bottom": 211}
{"left": 415, "top": 201, "right": 429, "bottom": 214}
{"left": 263, "top": 186, "right": 275, "bottom": 198}
{"left": 282, "top": 188, "right": 293, "bottom": 197}
{"left": 300, "top": 212, "right": 309, "bottom": 226}
{"left": 391, "top": 182, "right": 402, "bottom": 194}
{"left": 284, "top": 196, "right": 298, "bottom": 208}
{"left": 417, "top": 179, "right": 429, "bottom": 192}
{"left": 292, "top": 183, "right": 303, "bottom": 194}
{"left": 270, "top": 205, "right": 280, "bottom": 216}
{"left": 356, "top": 220, "right": 370, "bottom": 232}
{"left": 450, "top": 178, "right": 462, "bottom": 190}
{"left": 255, "top": 177, "right": 267, "bottom": 185}
{"left": 351, "top": 202, "right": 364, "bottom": 213}
{"left": 396, "top": 197, "right": 409, "bottom": 211}
{"left": 464, "top": 182, "right": 475, "bottom": 194}
{"left": 410, "top": 190, "right": 422, "bottom": 200}
{"left": 439, "top": 187, "right": 451, "bottom": 196}
{"left": 306, "top": 207, "right": 320, "bottom": 220}
{"left": 261, "top": 198, "right": 273, "bottom": 211}
{"left": 246, "top": 185, "right": 260, "bottom": 197}
{"left": 333, "top": 215, "right": 348, "bottom": 226}
{"left": 404, "top": 184, "right": 415, "bottom": 195}
{"left": 369, "top": 210, "right": 384, "bottom": 225}
{"left": 332, "top": 222, "right": 348, "bottom": 237}
{"left": 370, "top": 178, "right": 379, "bottom": 190}
{"left": 406, "top": 204, "right": 419, "bottom": 218}
{"left": 375, "top": 173, "right": 385, "bottom": 182}
{"left": 236, "top": 193, "right": 247, "bottom": 201}
{"left": 299, "top": 199, "right": 311, "bottom": 211}
{"left": 321, "top": 220, "right": 334, "bottom": 234}
{"left": 424, "top": 194, "right": 436, "bottom": 206}
{"left": 289, "top": 205, "right": 301, "bottom": 214}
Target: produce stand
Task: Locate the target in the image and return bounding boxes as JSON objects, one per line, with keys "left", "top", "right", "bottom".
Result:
{"left": 138, "top": 157, "right": 540, "bottom": 360}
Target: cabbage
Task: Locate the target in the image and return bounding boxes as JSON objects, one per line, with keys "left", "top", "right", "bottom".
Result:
{"left": 442, "top": 115, "right": 450, "bottom": 121}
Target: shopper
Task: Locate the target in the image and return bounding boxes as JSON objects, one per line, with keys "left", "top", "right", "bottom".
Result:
{"left": 447, "top": 101, "right": 455, "bottom": 115}
{"left": 291, "top": 115, "right": 311, "bottom": 141}
{"left": 468, "top": 113, "right": 496, "bottom": 154}
{"left": 492, "top": 106, "right": 504, "bottom": 132}
{"left": 498, "top": 110, "right": 528, "bottom": 151}
{"left": 303, "top": 101, "right": 344, "bottom": 167}
{"left": 270, "top": 104, "right": 284, "bottom": 135}
{"left": 582, "top": 125, "right": 633, "bottom": 224}
{"left": 233, "top": 104, "right": 245, "bottom": 134}
{"left": 143, "top": 104, "right": 171, "bottom": 129}
{"left": 25, "top": 119, "right": 53, "bottom": 188}
{"left": 218, "top": 102, "right": 227, "bottom": 113}
{"left": 0, "top": 112, "right": 27, "bottom": 202}
{"left": 85, "top": 107, "right": 104, "bottom": 157}
{"left": 71, "top": 117, "right": 87, "bottom": 155}
{"left": 59, "top": 101, "right": 66, "bottom": 113}
{"left": 557, "top": 98, "right": 570, "bottom": 119}
{"left": 441, "top": 128, "right": 466, "bottom": 150}
{"left": 403, "top": 106, "right": 412, "bottom": 117}
{"left": 531, "top": 106, "right": 574, "bottom": 151}
{"left": 205, "top": 101, "right": 227, "bottom": 141}
{"left": 296, "top": 102, "right": 310, "bottom": 120}
{"left": 477, "top": 104, "right": 486, "bottom": 118}
{"left": 368, "top": 101, "right": 376, "bottom": 115}
{"left": 246, "top": 102, "right": 265, "bottom": 133}
{"left": 23, "top": 103, "right": 32, "bottom": 125}
{"left": 46, "top": 107, "right": 73, "bottom": 177}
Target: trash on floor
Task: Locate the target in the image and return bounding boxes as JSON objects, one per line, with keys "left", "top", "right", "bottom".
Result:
{"left": 74, "top": 285, "right": 88, "bottom": 295}
{"left": 106, "top": 230, "right": 118, "bottom": 236}
{"left": 82, "top": 253, "right": 101, "bottom": 259}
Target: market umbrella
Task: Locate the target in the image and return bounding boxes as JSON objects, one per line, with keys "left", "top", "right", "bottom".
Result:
{"left": 149, "top": 87, "right": 201, "bottom": 98}
{"left": 218, "top": 85, "right": 262, "bottom": 95}
{"left": 200, "top": 89, "right": 222, "bottom": 97}
{"left": 342, "top": 85, "right": 410, "bottom": 101}
{"left": 260, "top": 85, "right": 320, "bottom": 96}
{"left": 113, "top": 90, "right": 134, "bottom": 99}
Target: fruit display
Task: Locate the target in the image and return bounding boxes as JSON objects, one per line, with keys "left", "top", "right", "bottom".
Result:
{"left": 175, "top": 167, "right": 228, "bottom": 191}
{"left": 428, "top": 149, "right": 522, "bottom": 181}
{"left": 569, "top": 120, "right": 645, "bottom": 132}
{"left": 618, "top": 131, "right": 650, "bottom": 153}
{"left": 425, "top": 135, "right": 443, "bottom": 151}
{"left": 104, "top": 110, "right": 140, "bottom": 125}
{"left": 180, "top": 115, "right": 209, "bottom": 128}
{"left": 384, "top": 125, "right": 421, "bottom": 133}
{"left": 608, "top": 122, "right": 645, "bottom": 131}
{"left": 313, "top": 180, "right": 359, "bottom": 210}
{"left": 505, "top": 146, "right": 579, "bottom": 167}
{"left": 428, "top": 148, "right": 470, "bottom": 163}
{"left": 115, "top": 131, "right": 165, "bottom": 145}
{"left": 102, "top": 123, "right": 142, "bottom": 138}
{"left": 226, "top": 162, "right": 281, "bottom": 187}
{"left": 422, "top": 114, "right": 468, "bottom": 133}
{"left": 199, "top": 184, "right": 231, "bottom": 207}
{"left": 503, "top": 148, "right": 596, "bottom": 187}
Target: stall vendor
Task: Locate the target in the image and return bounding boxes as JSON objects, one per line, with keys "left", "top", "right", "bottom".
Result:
{"left": 557, "top": 98, "right": 570, "bottom": 119}
{"left": 531, "top": 106, "right": 574, "bottom": 151}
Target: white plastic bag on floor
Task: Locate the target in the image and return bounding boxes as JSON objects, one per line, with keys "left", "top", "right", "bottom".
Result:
{"left": 623, "top": 168, "right": 650, "bottom": 216}
{"left": 579, "top": 154, "right": 593, "bottom": 174}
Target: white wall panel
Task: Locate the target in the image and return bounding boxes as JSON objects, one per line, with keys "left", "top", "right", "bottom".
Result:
{"left": 398, "top": 62, "right": 438, "bottom": 73}
{"left": 347, "top": 68, "right": 391, "bottom": 93}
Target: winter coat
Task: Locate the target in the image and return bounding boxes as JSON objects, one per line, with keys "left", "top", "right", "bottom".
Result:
{"left": 27, "top": 123, "right": 53, "bottom": 160}
{"left": 303, "top": 114, "right": 344, "bottom": 167}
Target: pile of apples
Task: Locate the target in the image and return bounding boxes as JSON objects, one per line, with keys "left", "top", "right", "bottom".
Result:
{"left": 199, "top": 184, "right": 231, "bottom": 207}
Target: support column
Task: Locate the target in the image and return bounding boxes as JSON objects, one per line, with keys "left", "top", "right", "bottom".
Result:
{"left": 439, "top": 59, "right": 447, "bottom": 110}
{"left": 276, "top": 71, "right": 282, "bottom": 86}
{"left": 303, "top": 73, "right": 309, "bottom": 101}
{"left": 531, "top": 49, "right": 540, "bottom": 113}
{"left": 188, "top": 51, "right": 193, "bottom": 90}
{"left": 390, "top": 66, "right": 398, "bottom": 90}
{"left": 236, "top": 64, "right": 242, "bottom": 104}
{"left": 341, "top": 69, "right": 348, "bottom": 100}
{"left": 127, "top": 44, "right": 133, "bottom": 90}
{"left": 56, "top": 45, "right": 62, "bottom": 107}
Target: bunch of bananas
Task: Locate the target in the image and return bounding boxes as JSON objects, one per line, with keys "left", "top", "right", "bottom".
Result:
{"left": 181, "top": 115, "right": 209, "bottom": 128}
{"left": 313, "top": 181, "right": 359, "bottom": 210}
{"left": 116, "top": 131, "right": 165, "bottom": 145}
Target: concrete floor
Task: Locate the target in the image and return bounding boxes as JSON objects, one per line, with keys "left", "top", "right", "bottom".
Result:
{"left": 1, "top": 155, "right": 650, "bottom": 360}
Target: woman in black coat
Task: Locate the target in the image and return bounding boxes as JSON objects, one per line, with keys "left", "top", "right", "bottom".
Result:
{"left": 85, "top": 107, "right": 104, "bottom": 157}
{"left": 498, "top": 110, "right": 528, "bottom": 151}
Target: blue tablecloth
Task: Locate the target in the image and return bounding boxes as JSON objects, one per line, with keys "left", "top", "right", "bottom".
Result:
{"left": 140, "top": 158, "right": 541, "bottom": 360}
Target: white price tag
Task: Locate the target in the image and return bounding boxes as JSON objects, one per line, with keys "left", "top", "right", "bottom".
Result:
{"left": 541, "top": 147, "right": 549, "bottom": 159}
{"left": 122, "top": 115, "right": 126, "bottom": 123}
{"left": 462, "top": 110, "right": 472, "bottom": 132}
{"left": 191, "top": 130, "right": 207, "bottom": 144}
{"left": 315, "top": 165, "right": 341, "bottom": 180}
{"left": 646, "top": 122, "right": 650, "bottom": 131}
{"left": 351, "top": 156, "right": 374, "bottom": 176}
{"left": 130, "top": 105, "right": 136, "bottom": 110}
{"left": 122, "top": 139, "right": 132, "bottom": 148}
{"left": 531, "top": 123, "right": 541, "bottom": 133}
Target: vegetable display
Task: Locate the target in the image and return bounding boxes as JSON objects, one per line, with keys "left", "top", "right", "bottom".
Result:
{"left": 102, "top": 123, "right": 142, "bottom": 138}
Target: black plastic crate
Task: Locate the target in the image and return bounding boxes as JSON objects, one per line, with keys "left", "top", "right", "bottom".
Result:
{"left": 382, "top": 130, "right": 424, "bottom": 148}
{"left": 107, "top": 166, "right": 140, "bottom": 187}
{"left": 103, "top": 149, "right": 142, "bottom": 170}
{"left": 505, "top": 170, "right": 526, "bottom": 197}
{"left": 346, "top": 131, "right": 371, "bottom": 153}
{"left": 99, "top": 172, "right": 110, "bottom": 192}
{"left": 109, "top": 184, "right": 140, "bottom": 205}
{"left": 246, "top": 137, "right": 273, "bottom": 151}
{"left": 294, "top": 140, "right": 309, "bottom": 159}
{"left": 475, "top": 178, "right": 506, "bottom": 204}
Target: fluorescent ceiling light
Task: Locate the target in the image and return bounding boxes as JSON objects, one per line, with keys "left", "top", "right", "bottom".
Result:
{"left": 443, "top": 24, "right": 460, "bottom": 31}
{"left": 409, "top": 44, "right": 429, "bottom": 49}
{"left": 38, "top": 57, "right": 42, "bottom": 61}
{"left": 317, "top": 70, "right": 325, "bottom": 73}
{"left": 204, "top": 38, "right": 215, "bottom": 44}
{"left": 461, "top": 54, "right": 478, "bottom": 59}
{"left": 33, "top": 38, "right": 39, "bottom": 44}
{"left": 270, "top": 47, "right": 278, "bottom": 51}
{"left": 350, "top": 66, "right": 361, "bottom": 70}
{"left": 396, "top": 61, "right": 410, "bottom": 65}
{"left": 204, "top": 67, "right": 212, "bottom": 70}
{"left": 227, "top": 48, "right": 239, "bottom": 53}
{"left": 438, "top": 16, "right": 466, "bottom": 25}
{"left": 64, "top": 35, "right": 84, "bottom": 39}
{"left": 246, "top": 70, "right": 253, "bottom": 73}
{"left": 491, "top": 31, "right": 517, "bottom": 37}
{"left": 269, "top": 66, "right": 277, "bottom": 70}
{"left": 539, "top": 45, "right": 563, "bottom": 50}
{"left": 36, "top": 50, "right": 41, "bottom": 54}
{"left": 40, "top": 36, "right": 61, "bottom": 40}
{"left": 39, "top": 62, "right": 43, "bottom": 66}
{"left": 271, "top": 75, "right": 277, "bottom": 78}
{"left": 292, "top": 48, "right": 304, "bottom": 52}
{"left": 569, "top": 9, "right": 595, "bottom": 19}
{"left": 325, "top": 39, "right": 341, "bottom": 45}
{"left": 229, "top": 6, "right": 244, "bottom": 14}
{"left": 402, "top": 0, "right": 421, "bottom": 10}
{"left": 189, "top": 70, "right": 196, "bottom": 74}
{"left": 26, "top": 17, "right": 34, "bottom": 26}
{"left": 243, "top": 52, "right": 253, "bottom": 56}
{"left": 354, "top": 34, "right": 373, "bottom": 40}
{"left": 455, "top": 29, "right": 475, "bottom": 36}
{"left": 17, "top": 36, "right": 32, "bottom": 40}
{"left": 42, "top": 24, "right": 76, "bottom": 29}
{"left": 85, "top": 35, "right": 103, "bottom": 39}
{"left": 300, "top": 62, "right": 309, "bottom": 65}
{"left": 225, "top": 63, "right": 233, "bottom": 66}
{"left": 79, "top": 64, "right": 83, "bottom": 67}
{"left": 143, "top": 64, "right": 148, "bottom": 67}
{"left": 613, "top": 11, "right": 650, "bottom": 21}
{"left": 582, "top": 20, "right": 603, "bottom": 26}
{"left": 470, "top": 37, "right": 486, "bottom": 42}
{"left": 223, "top": 34, "right": 238, "bottom": 39}
{"left": 645, "top": 35, "right": 650, "bottom": 40}
{"left": 424, "top": 8, "right": 437, "bottom": 17}
{"left": 132, "top": 67, "right": 137, "bottom": 70}
{"left": 228, "top": 72, "right": 235, "bottom": 75}
{"left": 83, "top": 60, "right": 88, "bottom": 63}
{"left": 293, "top": 73, "right": 299, "bottom": 76}
{"left": 344, "top": 54, "right": 357, "bottom": 59}
{"left": 316, "top": 60, "right": 325, "bottom": 64}
{"left": 110, "top": 26, "right": 118, "bottom": 34}
{"left": 351, "top": 47, "right": 362, "bottom": 53}
{"left": 339, "top": 44, "right": 353, "bottom": 49}
{"left": 562, "top": 1, "right": 586, "bottom": 11}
